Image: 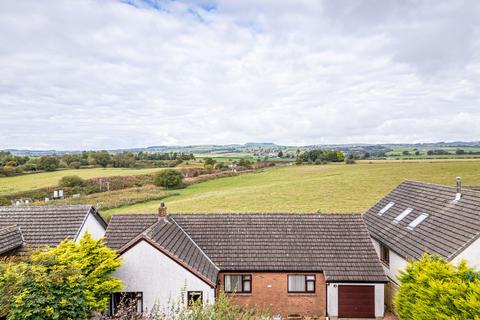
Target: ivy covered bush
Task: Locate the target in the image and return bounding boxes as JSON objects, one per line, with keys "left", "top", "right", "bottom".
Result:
{"left": 395, "top": 254, "right": 480, "bottom": 320}
{"left": 0, "top": 234, "right": 123, "bottom": 320}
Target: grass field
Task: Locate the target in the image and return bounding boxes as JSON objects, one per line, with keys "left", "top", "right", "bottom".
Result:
{"left": 0, "top": 168, "right": 164, "bottom": 196}
{"left": 103, "top": 160, "right": 480, "bottom": 216}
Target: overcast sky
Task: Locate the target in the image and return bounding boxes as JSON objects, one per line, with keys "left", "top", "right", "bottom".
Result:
{"left": 1, "top": 0, "right": 480, "bottom": 150}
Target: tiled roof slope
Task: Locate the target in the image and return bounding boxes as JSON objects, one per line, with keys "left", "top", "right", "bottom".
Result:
{"left": 171, "top": 213, "right": 387, "bottom": 282}
{"left": 364, "top": 180, "right": 480, "bottom": 261}
{"left": 105, "top": 214, "right": 219, "bottom": 284}
{"left": 0, "top": 225, "right": 24, "bottom": 254}
{"left": 145, "top": 218, "right": 219, "bottom": 283}
{"left": 0, "top": 205, "right": 102, "bottom": 252}
{"left": 105, "top": 214, "right": 159, "bottom": 250}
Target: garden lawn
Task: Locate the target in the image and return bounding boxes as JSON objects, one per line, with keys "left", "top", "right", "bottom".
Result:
{"left": 103, "top": 160, "right": 480, "bottom": 216}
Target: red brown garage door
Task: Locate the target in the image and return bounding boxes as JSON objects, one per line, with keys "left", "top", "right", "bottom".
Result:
{"left": 338, "top": 285, "right": 375, "bottom": 318}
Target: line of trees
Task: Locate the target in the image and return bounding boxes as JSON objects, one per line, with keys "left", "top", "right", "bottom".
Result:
{"left": 0, "top": 151, "right": 196, "bottom": 177}
{"left": 296, "top": 149, "right": 345, "bottom": 164}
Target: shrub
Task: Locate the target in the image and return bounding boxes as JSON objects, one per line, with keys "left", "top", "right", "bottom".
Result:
{"left": 204, "top": 164, "right": 214, "bottom": 173}
{"left": 395, "top": 255, "right": 480, "bottom": 319}
{"left": 154, "top": 170, "right": 184, "bottom": 189}
{"left": 59, "top": 175, "right": 85, "bottom": 187}
{"left": 345, "top": 158, "right": 356, "bottom": 164}
{"left": 0, "top": 233, "right": 123, "bottom": 319}
{"left": 69, "top": 161, "right": 81, "bottom": 169}
{"left": 0, "top": 166, "right": 16, "bottom": 176}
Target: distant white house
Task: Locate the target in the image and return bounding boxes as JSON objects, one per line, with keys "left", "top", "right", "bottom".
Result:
{"left": 364, "top": 179, "right": 480, "bottom": 288}
{"left": 0, "top": 205, "right": 107, "bottom": 256}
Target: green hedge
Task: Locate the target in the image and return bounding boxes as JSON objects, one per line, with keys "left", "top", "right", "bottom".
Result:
{"left": 395, "top": 255, "right": 480, "bottom": 319}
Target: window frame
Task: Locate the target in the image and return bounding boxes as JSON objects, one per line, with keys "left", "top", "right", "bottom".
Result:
{"left": 287, "top": 274, "right": 316, "bottom": 293}
{"left": 223, "top": 274, "right": 252, "bottom": 293}
{"left": 109, "top": 292, "right": 143, "bottom": 316}
{"left": 380, "top": 243, "right": 390, "bottom": 267}
{"left": 407, "top": 213, "right": 429, "bottom": 230}
{"left": 187, "top": 291, "right": 203, "bottom": 307}
{"left": 394, "top": 208, "right": 413, "bottom": 223}
{"left": 378, "top": 201, "right": 395, "bottom": 216}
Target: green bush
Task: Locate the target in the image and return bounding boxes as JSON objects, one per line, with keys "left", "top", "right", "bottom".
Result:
{"left": 59, "top": 175, "right": 85, "bottom": 187}
{"left": 153, "top": 170, "right": 184, "bottom": 189}
{"left": 69, "top": 161, "right": 81, "bottom": 169}
{"left": 395, "top": 254, "right": 480, "bottom": 319}
{"left": 38, "top": 156, "right": 60, "bottom": 171}
{"left": 0, "top": 233, "right": 123, "bottom": 319}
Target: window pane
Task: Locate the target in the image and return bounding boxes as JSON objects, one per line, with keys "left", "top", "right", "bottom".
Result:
{"left": 306, "top": 281, "right": 315, "bottom": 292}
{"left": 288, "top": 275, "right": 306, "bottom": 292}
{"left": 225, "top": 275, "right": 242, "bottom": 292}
{"left": 306, "top": 275, "right": 315, "bottom": 281}
{"left": 187, "top": 291, "right": 202, "bottom": 306}
{"left": 243, "top": 280, "right": 251, "bottom": 292}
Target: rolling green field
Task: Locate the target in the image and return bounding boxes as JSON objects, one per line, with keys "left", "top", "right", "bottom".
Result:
{"left": 103, "top": 160, "right": 480, "bottom": 216}
{"left": 0, "top": 168, "right": 164, "bottom": 196}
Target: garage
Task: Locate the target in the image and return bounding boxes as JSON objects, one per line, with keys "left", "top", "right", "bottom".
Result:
{"left": 338, "top": 285, "right": 375, "bottom": 318}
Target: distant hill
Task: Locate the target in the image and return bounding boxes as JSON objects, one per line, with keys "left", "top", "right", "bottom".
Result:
{"left": 3, "top": 141, "right": 480, "bottom": 156}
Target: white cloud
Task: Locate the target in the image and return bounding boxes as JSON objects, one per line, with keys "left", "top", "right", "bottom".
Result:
{"left": 0, "top": 0, "right": 479, "bottom": 149}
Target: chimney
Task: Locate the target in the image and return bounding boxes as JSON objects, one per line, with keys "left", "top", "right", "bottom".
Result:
{"left": 158, "top": 202, "right": 167, "bottom": 218}
{"left": 454, "top": 176, "right": 462, "bottom": 202}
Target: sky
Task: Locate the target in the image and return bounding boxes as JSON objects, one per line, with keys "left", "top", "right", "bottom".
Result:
{"left": 1, "top": 0, "right": 480, "bottom": 150}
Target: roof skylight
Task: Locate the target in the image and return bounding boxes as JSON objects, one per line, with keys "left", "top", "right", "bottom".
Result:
{"left": 407, "top": 213, "right": 429, "bottom": 230}
{"left": 394, "top": 208, "right": 413, "bottom": 223}
{"left": 378, "top": 202, "right": 395, "bottom": 216}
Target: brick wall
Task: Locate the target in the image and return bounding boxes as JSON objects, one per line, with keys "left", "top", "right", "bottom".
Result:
{"left": 217, "top": 272, "right": 326, "bottom": 318}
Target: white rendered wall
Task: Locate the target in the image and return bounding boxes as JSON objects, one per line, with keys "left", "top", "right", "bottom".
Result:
{"left": 327, "top": 283, "right": 384, "bottom": 319}
{"left": 113, "top": 240, "right": 215, "bottom": 312}
{"left": 371, "top": 238, "right": 408, "bottom": 284}
{"left": 76, "top": 213, "right": 106, "bottom": 241}
{"left": 451, "top": 237, "right": 480, "bottom": 270}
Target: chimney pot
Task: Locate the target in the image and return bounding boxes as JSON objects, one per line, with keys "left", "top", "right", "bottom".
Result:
{"left": 158, "top": 202, "right": 167, "bottom": 218}
{"left": 456, "top": 176, "right": 462, "bottom": 194}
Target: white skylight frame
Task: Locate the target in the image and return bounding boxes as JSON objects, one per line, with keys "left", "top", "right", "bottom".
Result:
{"left": 378, "top": 202, "right": 395, "bottom": 216}
{"left": 407, "top": 213, "right": 429, "bottom": 230}
{"left": 393, "top": 208, "right": 413, "bottom": 223}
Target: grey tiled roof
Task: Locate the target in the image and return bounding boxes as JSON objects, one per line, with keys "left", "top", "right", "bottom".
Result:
{"left": 364, "top": 180, "right": 480, "bottom": 261}
{"left": 105, "top": 214, "right": 159, "bottom": 250}
{"left": 0, "top": 225, "right": 24, "bottom": 255}
{"left": 0, "top": 205, "right": 105, "bottom": 254}
{"left": 146, "top": 219, "right": 219, "bottom": 283}
{"left": 171, "top": 213, "right": 387, "bottom": 282}
{"left": 105, "top": 214, "right": 219, "bottom": 284}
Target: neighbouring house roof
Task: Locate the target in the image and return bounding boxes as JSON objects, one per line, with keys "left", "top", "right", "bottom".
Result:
{"left": 0, "top": 225, "right": 24, "bottom": 255}
{"left": 364, "top": 180, "right": 480, "bottom": 261}
{"left": 106, "top": 213, "right": 387, "bottom": 283}
{"left": 0, "top": 205, "right": 106, "bottom": 255}
{"left": 104, "top": 214, "right": 159, "bottom": 250}
{"left": 105, "top": 214, "right": 219, "bottom": 286}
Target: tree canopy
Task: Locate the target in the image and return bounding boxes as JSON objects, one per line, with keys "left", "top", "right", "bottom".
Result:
{"left": 153, "top": 169, "right": 184, "bottom": 189}
{"left": 0, "top": 233, "right": 123, "bottom": 320}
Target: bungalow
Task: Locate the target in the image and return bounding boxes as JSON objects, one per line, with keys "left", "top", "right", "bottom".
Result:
{"left": 0, "top": 205, "right": 107, "bottom": 256}
{"left": 105, "top": 207, "right": 387, "bottom": 319}
{"left": 363, "top": 179, "right": 480, "bottom": 304}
